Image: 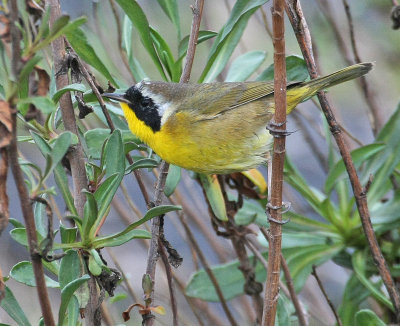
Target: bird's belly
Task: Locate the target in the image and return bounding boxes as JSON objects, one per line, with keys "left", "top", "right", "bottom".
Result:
{"left": 151, "top": 124, "right": 271, "bottom": 174}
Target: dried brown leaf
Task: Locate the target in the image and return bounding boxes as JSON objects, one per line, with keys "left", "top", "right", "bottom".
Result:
{"left": 0, "top": 101, "right": 13, "bottom": 148}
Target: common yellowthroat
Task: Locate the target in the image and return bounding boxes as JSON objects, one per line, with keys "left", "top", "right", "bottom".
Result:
{"left": 103, "top": 62, "right": 372, "bottom": 174}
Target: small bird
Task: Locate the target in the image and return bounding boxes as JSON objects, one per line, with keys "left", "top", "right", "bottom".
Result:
{"left": 103, "top": 62, "right": 373, "bottom": 174}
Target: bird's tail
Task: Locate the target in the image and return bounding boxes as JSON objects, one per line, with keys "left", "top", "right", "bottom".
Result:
{"left": 287, "top": 62, "right": 373, "bottom": 112}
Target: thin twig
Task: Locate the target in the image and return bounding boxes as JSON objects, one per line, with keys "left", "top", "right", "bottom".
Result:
{"left": 143, "top": 1, "right": 204, "bottom": 324}
{"left": 8, "top": 2, "right": 55, "bottom": 324}
{"left": 181, "top": 215, "right": 238, "bottom": 326}
{"left": 311, "top": 266, "right": 343, "bottom": 326}
{"left": 9, "top": 117, "right": 56, "bottom": 326}
{"left": 285, "top": 0, "right": 400, "bottom": 322}
{"left": 69, "top": 48, "right": 151, "bottom": 205}
{"left": 108, "top": 0, "right": 135, "bottom": 83}
{"left": 46, "top": 1, "right": 100, "bottom": 323}
{"left": 262, "top": 0, "right": 287, "bottom": 324}
{"left": 159, "top": 240, "right": 179, "bottom": 326}
{"left": 259, "top": 228, "right": 308, "bottom": 326}
{"left": 47, "top": 0, "right": 87, "bottom": 218}
{"left": 341, "top": 0, "right": 383, "bottom": 134}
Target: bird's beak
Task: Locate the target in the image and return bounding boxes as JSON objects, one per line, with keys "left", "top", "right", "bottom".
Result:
{"left": 102, "top": 93, "right": 130, "bottom": 104}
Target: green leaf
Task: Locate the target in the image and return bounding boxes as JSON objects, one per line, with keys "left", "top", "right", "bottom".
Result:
{"left": 33, "top": 195, "right": 48, "bottom": 237}
{"left": 82, "top": 190, "right": 98, "bottom": 241}
{"left": 88, "top": 254, "right": 102, "bottom": 276}
{"left": 17, "top": 96, "right": 56, "bottom": 114}
{"left": 94, "top": 173, "right": 121, "bottom": 213}
{"left": 126, "top": 158, "right": 160, "bottom": 174}
{"left": 44, "top": 131, "right": 75, "bottom": 181}
{"left": 10, "top": 228, "right": 42, "bottom": 247}
{"left": 32, "top": 16, "right": 87, "bottom": 54}
{"left": 116, "top": 0, "right": 166, "bottom": 79}
{"left": 199, "top": 174, "right": 227, "bottom": 221}
{"left": 10, "top": 261, "right": 59, "bottom": 288}
{"left": 60, "top": 224, "right": 77, "bottom": 244}
{"left": 282, "top": 242, "right": 343, "bottom": 291}
{"left": 58, "top": 275, "right": 90, "bottom": 326}
{"left": 364, "top": 103, "right": 400, "bottom": 203}
{"left": 52, "top": 83, "right": 86, "bottom": 103}
{"left": 164, "top": 164, "right": 181, "bottom": 197}
{"left": 225, "top": 51, "right": 267, "bottom": 82}
{"left": 84, "top": 128, "right": 140, "bottom": 159}
{"left": 92, "top": 205, "right": 181, "bottom": 248}
{"left": 352, "top": 251, "right": 394, "bottom": 311}
{"left": 186, "top": 255, "right": 265, "bottom": 302}
{"left": 0, "top": 287, "right": 31, "bottom": 326}
{"left": 178, "top": 30, "right": 218, "bottom": 58}
{"left": 30, "top": 131, "right": 77, "bottom": 215}
{"left": 256, "top": 55, "right": 308, "bottom": 82}
{"left": 103, "top": 129, "right": 125, "bottom": 178}
{"left": 276, "top": 294, "right": 294, "bottom": 326}
{"left": 150, "top": 27, "right": 177, "bottom": 81}
{"left": 234, "top": 197, "right": 268, "bottom": 227}
{"left": 354, "top": 309, "right": 386, "bottom": 326}
{"left": 325, "top": 143, "right": 386, "bottom": 193}
{"left": 66, "top": 296, "right": 79, "bottom": 326}
{"left": 65, "top": 27, "right": 117, "bottom": 86}
{"left": 199, "top": 0, "right": 269, "bottom": 83}
{"left": 338, "top": 275, "right": 370, "bottom": 325}
{"left": 58, "top": 249, "right": 81, "bottom": 290}
{"left": 93, "top": 229, "right": 151, "bottom": 248}
{"left": 156, "top": 0, "right": 181, "bottom": 39}
{"left": 109, "top": 293, "right": 128, "bottom": 303}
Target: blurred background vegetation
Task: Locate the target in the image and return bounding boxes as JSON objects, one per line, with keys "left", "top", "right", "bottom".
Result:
{"left": 1, "top": 0, "right": 400, "bottom": 325}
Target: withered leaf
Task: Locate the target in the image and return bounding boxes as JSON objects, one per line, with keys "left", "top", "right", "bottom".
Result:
{"left": 0, "top": 101, "right": 13, "bottom": 148}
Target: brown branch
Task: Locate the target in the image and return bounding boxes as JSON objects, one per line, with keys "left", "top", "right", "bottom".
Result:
{"left": 68, "top": 48, "right": 151, "bottom": 205}
{"left": 180, "top": 0, "right": 204, "bottom": 84}
{"left": 259, "top": 228, "right": 308, "bottom": 326}
{"left": 47, "top": 0, "right": 87, "bottom": 217}
{"left": 311, "top": 266, "right": 343, "bottom": 326}
{"left": 181, "top": 215, "right": 238, "bottom": 326}
{"left": 262, "top": 0, "right": 287, "bottom": 324}
{"left": 341, "top": 0, "right": 384, "bottom": 134}
{"left": 317, "top": 0, "right": 384, "bottom": 135}
{"left": 143, "top": 1, "right": 204, "bottom": 325}
{"left": 0, "top": 148, "right": 9, "bottom": 235}
{"left": 9, "top": 116, "right": 56, "bottom": 326}
{"left": 231, "top": 234, "right": 264, "bottom": 322}
{"left": 158, "top": 240, "right": 179, "bottom": 326}
{"left": 46, "top": 0, "right": 100, "bottom": 323}
{"left": 285, "top": 0, "right": 400, "bottom": 322}
{"left": 7, "top": 2, "right": 55, "bottom": 324}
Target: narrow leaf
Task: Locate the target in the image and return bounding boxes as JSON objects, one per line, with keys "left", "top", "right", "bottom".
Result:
{"left": 59, "top": 250, "right": 81, "bottom": 289}
{"left": 354, "top": 309, "right": 386, "bottom": 326}
{"left": 65, "top": 27, "right": 117, "bottom": 86}
{"left": 115, "top": 0, "right": 166, "bottom": 79}
{"left": 164, "top": 164, "right": 181, "bottom": 197}
{"left": 92, "top": 205, "right": 181, "bottom": 248}
{"left": 0, "top": 287, "right": 31, "bottom": 326}
{"left": 225, "top": 50, "right": 267, "bottom": 82}
{"left": 52, "top": 83, "right": 86, "bottom": 103}
{"left": 58, "top": 275, "right": 90, "bottom": 326}
{"left": 199, "top": 174, "right": 228, "bottom": 221}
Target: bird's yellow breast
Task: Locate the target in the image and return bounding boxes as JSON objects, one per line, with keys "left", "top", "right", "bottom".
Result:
{"left": 121, "top": 102, "right": 271, "bottom": 174}
{"left": 121, "top": 103, "right": 197, "bottom": 168}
